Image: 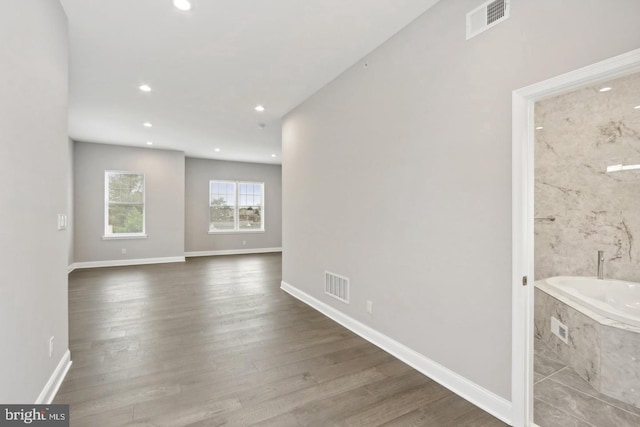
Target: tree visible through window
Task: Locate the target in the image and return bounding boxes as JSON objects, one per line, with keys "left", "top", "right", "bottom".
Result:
{"left": 105, "top": 171, "right": 145, "bottom": 236}
{"left": 209, "top": 181, "right": 264, "bottom": 232}
{"left": 209, "top": 181, "right": 236, "bottom": 231}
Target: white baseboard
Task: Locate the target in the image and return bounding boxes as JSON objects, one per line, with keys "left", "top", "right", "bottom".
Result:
{"left": 73, "top": 256, "right": 185, "bottom": 270}
{"left": 36, "top": 349, "right": 72, "bottom": 404}
{"left": 185, "top": 247, "right": 282, "bottom": 258}
{"left": 67, "top": 263, "right": 77, "bottom": 274}
{"left": 280, "top": 281, "right": 513, "bottom": 426}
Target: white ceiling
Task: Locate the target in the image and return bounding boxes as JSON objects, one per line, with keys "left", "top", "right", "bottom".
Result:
{"left": 61, "top": 0, "right": 439, "bottom": 164}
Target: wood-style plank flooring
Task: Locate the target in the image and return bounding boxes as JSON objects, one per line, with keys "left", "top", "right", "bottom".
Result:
{"left": 55, "top": 253, "right": 507, "bottom": 426}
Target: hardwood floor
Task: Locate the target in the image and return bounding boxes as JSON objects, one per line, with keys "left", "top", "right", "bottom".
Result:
{"left": 55, "top": 253, "right": 507, "bottom": 426}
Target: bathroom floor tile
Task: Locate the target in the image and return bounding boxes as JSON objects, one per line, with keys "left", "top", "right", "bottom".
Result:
{"left": 546, "top": 367, "right": 640, "bottom": 417}
{"left": 534, "top": 398, "right": 595, "bottom": 427}
{"left": 535, "top": 378, "right": 640, "bottom": 427}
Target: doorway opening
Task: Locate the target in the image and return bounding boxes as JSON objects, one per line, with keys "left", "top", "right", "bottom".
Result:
{"left": 511, "top": 48, "right": 640, "bottom": 427}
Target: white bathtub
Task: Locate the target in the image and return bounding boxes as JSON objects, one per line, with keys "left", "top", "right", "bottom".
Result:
{"left": 536, "top": 276, "right": 640, "bottom": 328}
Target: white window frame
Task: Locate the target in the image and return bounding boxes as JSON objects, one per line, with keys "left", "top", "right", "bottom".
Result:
{"left": 208, "top": 180, "right": 265, "bottom": 234}
{"left": 103, "top": 170, "right": 147, "bottom": 240}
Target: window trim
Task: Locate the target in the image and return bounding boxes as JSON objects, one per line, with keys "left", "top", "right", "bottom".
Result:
{"left": 208, "top": 180, "right": 265, "bottom": 234}
{"left": 104, "top": 170, "right": 147, "bottom": 240}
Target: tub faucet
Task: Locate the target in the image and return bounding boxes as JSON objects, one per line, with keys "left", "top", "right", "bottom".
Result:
{"left": 597, "top": 250, "right": 604, "bottom": 280}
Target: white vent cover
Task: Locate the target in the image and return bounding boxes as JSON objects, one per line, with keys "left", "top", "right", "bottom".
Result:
{"left": 466, "top": 0, "right": 510, "bottom": 40}
{"left": 324, "top": 271, "right": 349, "bottom": 304}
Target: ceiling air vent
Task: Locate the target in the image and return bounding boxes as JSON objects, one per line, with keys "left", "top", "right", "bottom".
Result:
{"left": 466, "top": 0, "right": 510, "bottom": 40}
{"left": 325, "top": 271, "right": 349, "bottom": 304}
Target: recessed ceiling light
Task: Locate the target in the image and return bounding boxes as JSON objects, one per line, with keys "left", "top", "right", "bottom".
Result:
{"left": 139, "top": 84, "right": 152, "bottom": 92}
{"left": 173, "top": 0, "right": 192, "bottom": 11}
{"left": 146, "top": 141, "right": 153, "bottom": 145}
{"left": 535, "top": 126, "right": 544, "bottom": 130}
{"left": 143, "top": 122, "right": 153, "bottom": 127}
{"left": 634, "top": 105, "right": 640, "bottom": 110}
{"left": 599, "top": 87, "right": 612, "bottom": 92}
{"left": 214, "top": 148, "right": 221, "bottom": 152}
{"left": 271, "top": 154, "right": 277, "bottom": 158}
{"left": 255, "top": 105, "right": 265, "bottom": 113}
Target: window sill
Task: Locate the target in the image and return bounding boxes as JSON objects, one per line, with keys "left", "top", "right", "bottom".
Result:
{"left": 102, "top": 234, "right": 148, "bottom": 240}
{"left": 208, "top": 230, "right": 266, "bottom": 235}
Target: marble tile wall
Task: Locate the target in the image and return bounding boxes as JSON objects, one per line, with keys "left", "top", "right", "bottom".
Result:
{"left": 535, "top": 72, "right": 640, "bottom": 282}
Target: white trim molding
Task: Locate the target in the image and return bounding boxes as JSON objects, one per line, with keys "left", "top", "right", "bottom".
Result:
{"left": 73, "top": 256, "right": 185, "bottom": 270}
{"left": 185, "top": 247, "right": 282, "bottom": 257}
{"left": 511, "top": 48, "right": 640, "bottom": 427}
{"left": 281, "top": 281, "right": 513, "bottom": 425}
{"left": 67, "top": 263, "right": 77, "bottom": 274}
{"left": 36, "top": 349, "right": 72, "bottom": 404}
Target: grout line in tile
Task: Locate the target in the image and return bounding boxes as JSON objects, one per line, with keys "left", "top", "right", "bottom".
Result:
{"left": 534, "top": 366, "right": 570, "bottom": 385}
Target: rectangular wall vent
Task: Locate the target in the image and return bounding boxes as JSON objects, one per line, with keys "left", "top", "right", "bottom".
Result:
{"left": 466, "top": 0, "right": 510, "bottom": 40}
{"left": 324, "top": 271, "right": 349, "bottom": 304}
{"left": 550, "top": 316, "right": 569, "bottom": 345}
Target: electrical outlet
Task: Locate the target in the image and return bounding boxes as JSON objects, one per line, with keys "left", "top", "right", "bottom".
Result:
{"left": 550, "top": 316, "right": 569, "bottom": 344}
{"left": 49, "top": 336, "right": 54, "bottom": 357}
{"left": 121, "top": 248, "right": 127, "bottom": 254}
{"left": 366, "top": 300, "right": 373, "bottom": 314}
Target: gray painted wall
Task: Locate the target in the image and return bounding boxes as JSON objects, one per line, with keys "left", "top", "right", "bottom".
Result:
{"left": 282, "top": 0, "right": 640, "bottom": 400}
{"left": 0, "top": 0, "right": 69, "bottom": 403}
{"left": 74, "top": 142, "right": 185, "bottom": 263}
{"left": 185, "top": 158, "right": 282, "bottom": 252}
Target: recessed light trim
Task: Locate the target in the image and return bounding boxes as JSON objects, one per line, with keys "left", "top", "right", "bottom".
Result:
{"left": 535, "top": 126, "right": 544, "bottom": 130}
{"left": 139, "top": 84, "right": 152, "bottom": 92}
{"left": 214, "top": 148, "right": 221, "bottom": 152}
{"left": 255, "top": 105, "right": 265, "bottom": 113}
{"left": 271, "top": 154, "right": 277, "bottom": 158}
{"left": 173, "top": 0, "right": 192, "bottom": 11}
{"left": 146, "top": 141, "right": 153, "bottom": 145}
{"left": 634, "top": 105, "right": 640, "bottom": 110}
{"left": 143, "top": 122, "right": 153, "bottom": 127}
{"left": 599, "top": 87, "right": 612, "bottom": 92}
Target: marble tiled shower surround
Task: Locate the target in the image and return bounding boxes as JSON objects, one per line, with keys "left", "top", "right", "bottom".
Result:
{"left": 535, "top": 72, "right": 640, "bottom": 282}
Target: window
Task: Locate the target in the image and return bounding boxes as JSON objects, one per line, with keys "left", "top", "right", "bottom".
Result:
{"left": 104, "top": 171, "right": 145, "bottom": 238}
{"left": 209, "top": 180, "right": 264, "bottom": 232}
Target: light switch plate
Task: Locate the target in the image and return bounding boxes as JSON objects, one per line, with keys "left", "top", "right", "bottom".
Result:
{"left": 57, "top": 214, "right": 66, "bottom": 230}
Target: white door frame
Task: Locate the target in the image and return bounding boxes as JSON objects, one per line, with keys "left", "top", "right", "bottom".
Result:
{"left": 511, "top": 48, "right": 640, "bottom": 427}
